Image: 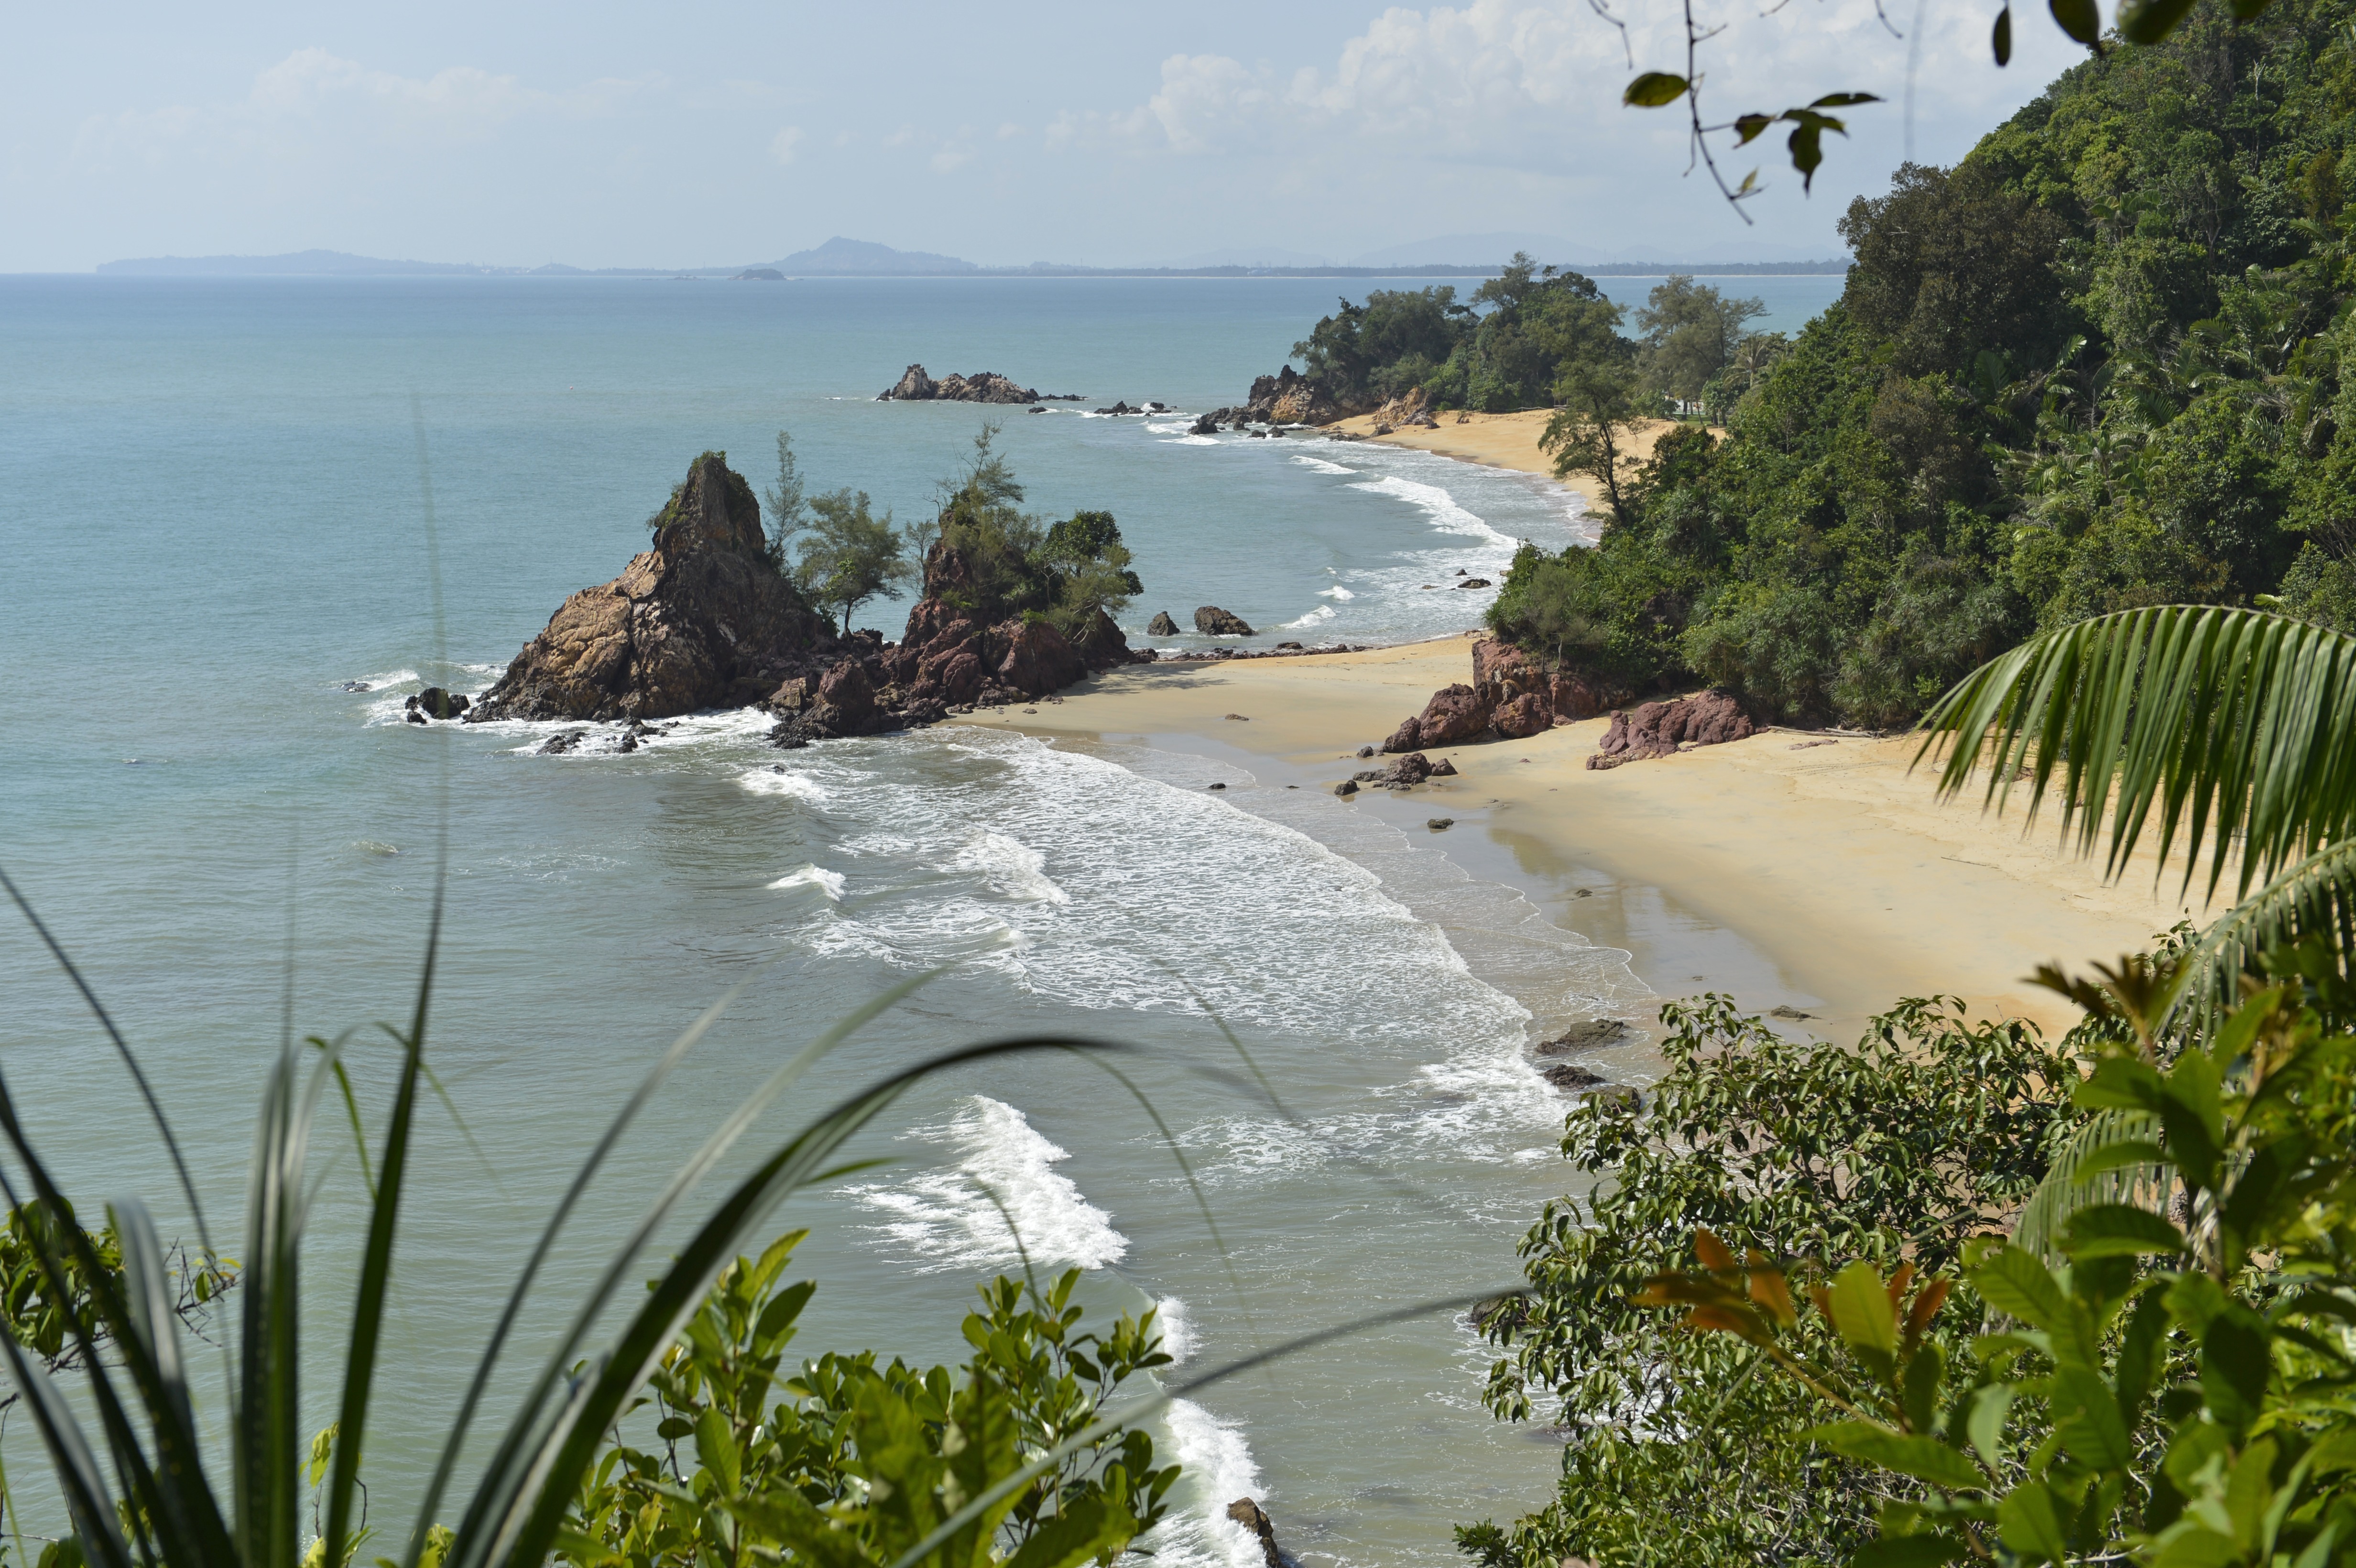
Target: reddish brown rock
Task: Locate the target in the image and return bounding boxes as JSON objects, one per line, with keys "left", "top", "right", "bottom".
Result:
{"left": 1549, "top": 669, "right": 1625, "bottom": 722}
{"left": 1587, "top": 691, "right": 1755, "bottom": 771}
{"left": 1384, "top": 714, "right": 1425, "bottom": 753}
{"left": 471, "top": 452, "right": 835, "bottom": 723}
{"left": 995, "top": 618, "right": 1086, "bottom": 697}
{"left": 1412, "top": 684, "right": 1496, "bottom": 746}
{"left": 1491, "top": 691, "right": 1552, "bottom": 740}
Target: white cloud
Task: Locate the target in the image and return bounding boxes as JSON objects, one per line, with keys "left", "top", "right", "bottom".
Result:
{"left": 931, "top": 143, "right": 975, "bottom": 174}
{"left": 1076, "top": 0, "right": 2079, "bottom": 180}
{"left": 73, "top": 48, "right": 655, "bottom": 168}
{"left": 770, "top": 125, "right": 804, "bottom": 164}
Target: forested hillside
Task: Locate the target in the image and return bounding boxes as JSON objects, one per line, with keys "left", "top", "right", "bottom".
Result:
{"left": 1390, "top": 0, "right": 2356, "bottom": 726}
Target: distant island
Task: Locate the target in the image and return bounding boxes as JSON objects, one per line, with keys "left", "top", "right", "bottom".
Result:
{"left": 93, "top": 236, "right": 1851, "bottom": 280}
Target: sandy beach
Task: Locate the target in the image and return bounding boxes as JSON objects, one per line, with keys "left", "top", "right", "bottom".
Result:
{"left": 1324, "top": 407, "right": 1696, "bottom": 488}
{"left": 985, "top": 634, "right": 2208, "bottom": 1045}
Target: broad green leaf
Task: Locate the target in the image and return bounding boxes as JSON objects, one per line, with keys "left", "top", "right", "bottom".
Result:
{"left": 1997, "top": 1481, "right": 2070, "bottom": 1564}
{"left": 1850, "top": 1533, "right": 1965, "bottom": 1568}
{"left": 2201, "top": 1308, "right": 2272, "bottom": 1440}
{"left": 1992, "top": 5, "right": 2014, "bottom": 63}
{"left": 2063, "top": 1203, "right": 2185, "bottom": 1259}
{"left": 2049, "top": 0, "right": 2101, "bottom": 42}
{"left": 2051, "top": 1366, "right": 2134, "bottom": 1470}
{"left": 1809, "top": 1420, "right": 1985, "bottom": 1492}
{"left": 1970, "top": 1246, "right": 2067, "bottom": 1330}
{"left": 1623, "top": 72, "right": 1690, "bottom": 107}
{"left": 1965, "top": 1384, "right": 2012, "bottom": 1470}
{"left": 1825, "top": 1260, "right": 1898, "bottom": 1363}
{"left": 2115, "top": 0, "right": 2200, "bottom": 40}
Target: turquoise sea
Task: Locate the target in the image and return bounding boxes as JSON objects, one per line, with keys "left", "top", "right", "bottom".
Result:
{"left": 0, "top": 271, "right": 1843, "bottom": 1567}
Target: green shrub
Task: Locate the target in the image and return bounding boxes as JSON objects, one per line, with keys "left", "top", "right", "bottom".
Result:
{"left": 1467, "top": 994, "right": 2084, "bottom": 1568}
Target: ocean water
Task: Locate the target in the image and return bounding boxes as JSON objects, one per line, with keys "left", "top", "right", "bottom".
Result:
{"left": 0, "top": 272, "right": 1840, "bottom": 1566}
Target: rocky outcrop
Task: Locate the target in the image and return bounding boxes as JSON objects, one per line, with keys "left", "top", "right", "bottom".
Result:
{"left": 1586, "top": 691, "right": 1756, "bottom": 770}
{"left": 1369, "top": 387, "right": 1440, "bottom": 430}
{"left": 471, "top": 452, "right": 839, "bottom": 723}
{"left": 1225, "top": 1500, "right": 1286, "bottom": 1568}
{"left": 1240, "top": 366, "right": 1366, "bottom": 426}
{"left": 1194, "top": 606, "right": 1253, "bottom": 636}
{"left": 406, "top": 688, "right": 469, "bottom": 719}
{"left": 1147, "top": 610, "right": 1178, "bottom": 636}
{"left": 473, "top": 449, "right": 1144, "bottom": 745}
{"left": 1382, "top": 637, "right": 1640, "bottom": 752}
{"left": 876, "top": 365, "right": 1049, "bottom": 404}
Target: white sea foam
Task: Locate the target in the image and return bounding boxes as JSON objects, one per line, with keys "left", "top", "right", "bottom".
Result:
{"left": 738, "top": 768, "right": 829, "bottom": 805}
{"left": 1151, "top": 1401, "right": 1266, "bottom": 1568}
{"left": 1282, "top": 605, "right": 1336, "bottom": 629}
{"left": 355, "top": 668, "right": 420, "bottom": 690}
{"left": 1290, "top": 454, "right": 1353, "bottom": 475}
{"left": 1317, "top": 584, "right": 1356, "bottom": 600}
{"left": 1160, "top": 435, "right": 1218, "bottom": 446}
{"left": 851, "top": 1096, "right": 1127, "bottom": 1272}
{"left": 1152, "top": 1296, "right": 1197, "bottom": 1364}
{"left": 767, "top": 865, "right": 845, "bottom": 899}
{"left": 1349, "top": 474, "right": 1518, "bottom": 548}
{"left": 954, "top": 830, "right": 1069, "bottom": 904}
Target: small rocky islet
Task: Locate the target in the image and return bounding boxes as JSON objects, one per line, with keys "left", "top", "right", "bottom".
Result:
{"left": 466, "top": 451, "right": 1145, "bottom": 743}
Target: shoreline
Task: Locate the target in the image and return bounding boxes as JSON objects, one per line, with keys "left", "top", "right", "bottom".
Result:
{"left": 984, "top": 633, "right": 2205, "bottom": 1045}
{"left": 1321, "top": 408, "right": 1701, "bottom": 490}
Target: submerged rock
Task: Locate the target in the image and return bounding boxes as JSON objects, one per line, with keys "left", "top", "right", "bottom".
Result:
{"left": 1225, "top": 1500, "right": 1286, "bottom": 1568}
{"left": 1193, "top": 605, "right": 1253, "bottom": 636}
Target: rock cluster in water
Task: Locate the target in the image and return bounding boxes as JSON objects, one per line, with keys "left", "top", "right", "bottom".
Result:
{"left": 1194, "top": 365, "right": 1375, "bottom": 432}
{"left": 471, "top": 451, "right": 1142, "bottom": 741}
{"left": 876, "top": 364, "right": 1081, "bottom": 403}
{"left": 471, "top": 453, "right": 839, "bottom": 723}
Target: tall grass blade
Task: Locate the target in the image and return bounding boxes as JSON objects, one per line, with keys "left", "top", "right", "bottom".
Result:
{"left": 475, "top": 1035, "right": 1112, "bottom": 1568}
{"left": 0, "top": 867, "right": 213, "bottom": 1260}
{"left": 404, "top": 962, "right": 798, "bottom": 1565}
{"left": 434, "top": 971, "right": 942, "bottom": 1568}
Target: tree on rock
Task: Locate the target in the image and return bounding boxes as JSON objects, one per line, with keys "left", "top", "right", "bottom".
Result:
{"left": 796, "top": 490, "right": 916, "bottom": 634}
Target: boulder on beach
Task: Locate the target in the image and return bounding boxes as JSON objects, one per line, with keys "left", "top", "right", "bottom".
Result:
{"left": 1587, "top": 691, "right": 1756, "bottom": 771}
{"left": 1193, "top": 606, "right": 1253, "bottom": 636}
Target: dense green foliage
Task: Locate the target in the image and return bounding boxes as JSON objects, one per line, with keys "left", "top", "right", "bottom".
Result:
{"left": 763, "top": 431, "right": 919, "bottom": 633}
{"left": 1639, "top": 947, "right": 2356, "bottom": 1568}
{"left": 928, "top": 427, "right": 1141, "bottom": 636}
{"left": 1289, "top": 258, "right": 1629, "bottom": 413}
{"left": 564, "top": 1237, "right": 1175, "bottom": 1568}
{"left": 1489, "top": 0, "right": 2356, "bottom": 726}
{"left": 1463, "top": 995, "right": 2085, "bottom": 1568}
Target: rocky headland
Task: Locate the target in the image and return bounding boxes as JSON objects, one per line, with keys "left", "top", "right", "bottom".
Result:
{"left": 876, "top": 365, "right": 1082, "bottom": 404}
{"left": 469, "top": 451, "right": 1145, "bottom": 743}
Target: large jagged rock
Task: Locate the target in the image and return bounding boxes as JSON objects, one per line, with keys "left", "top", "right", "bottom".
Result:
{"left": 470, "top": 452, "right": 837, "bottom": 723}
{"left": 1382, "top": 637, "right": 1639, "bottom": 750}
{"left": 479, "top": 448, "right": 1146, "bottom": 746}
{"left": 877, "top": 364, "right": 1042, "bottom": 404}
{"left": 1242, "top": 366, "right": 1356, "bottom": 426}
{"left": 1194, "top": 606, "right": 1254, "bottom": 636}
{"left": 1587, "top": 691, "right": 1756, "bottom": 770}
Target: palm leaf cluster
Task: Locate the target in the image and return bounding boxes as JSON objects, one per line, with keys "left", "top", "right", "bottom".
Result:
{"left": 1919, "top": 602, "right": 2356, "bottom": 1021}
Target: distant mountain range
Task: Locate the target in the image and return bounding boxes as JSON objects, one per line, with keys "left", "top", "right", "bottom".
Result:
{"left": 93, "top": 236, "right": 1850, "bottom": 279}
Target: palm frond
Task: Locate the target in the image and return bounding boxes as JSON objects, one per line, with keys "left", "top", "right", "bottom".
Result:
{"left": 2172, "top": 837, "right": 2356, "bottom": 1025}
{"left": 2012, "top": 1108, "right": 2168, "bottom": 1261}
{"left": 1916, "top": 604, "right": 2356, "bottom": 903}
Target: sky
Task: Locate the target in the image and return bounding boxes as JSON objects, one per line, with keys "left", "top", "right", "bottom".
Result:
{"left": 2, "top": 0, "right": 2091, "bottom": 273}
